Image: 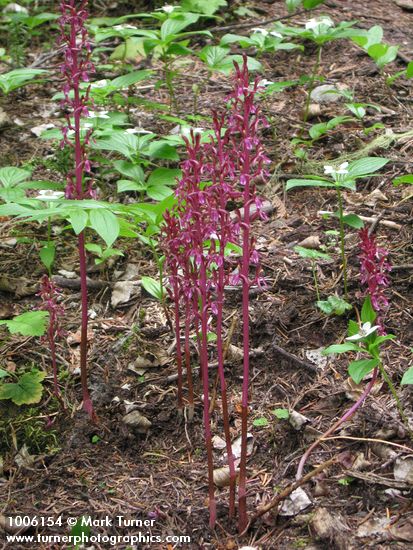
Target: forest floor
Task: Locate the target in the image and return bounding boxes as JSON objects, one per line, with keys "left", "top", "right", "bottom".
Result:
{"left": 1, "top": 0, "right": 413, "bottom": 548}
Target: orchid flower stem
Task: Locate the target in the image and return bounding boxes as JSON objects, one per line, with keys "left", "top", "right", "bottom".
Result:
{"left": 199, "top": 262, "right": 216, "bottom": 528}
{"left": 312, "top": 260, "right": 320, "bottom": 301}
{"left": 300, "top": 44, "right": 322, "bottom": 136}
{"left": 378, "top": 363, "right": 412, "bottom": 436}
{"left": 172, "top": 285, "right": 184, "bottom": 416}
{"left": 336, "top": 185, "right": 348, "bottom": 299}
{"left": 184, "top": 301, "right": 194, "bottom": 421}
{"left": 296, "top": 367, "right": 379, "bottom": 480}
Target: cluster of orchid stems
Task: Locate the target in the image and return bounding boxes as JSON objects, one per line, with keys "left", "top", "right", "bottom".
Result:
{"left": 37, "top": 275, "right": 65, "bottom": 399}
{"left": 161, "top": 58, "right": 269, "bottom": 531}
{"left": 296, "top": 227, "right": 391, "bottom": 480}
{"left": 59, "top": 0, "right": 95, "bottom": 420}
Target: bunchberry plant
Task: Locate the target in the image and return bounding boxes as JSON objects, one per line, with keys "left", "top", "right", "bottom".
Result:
{"left": 59, "top": 0, "right": 96, "bottom": 420}
{"left": 296, "top": 231, "right": 397, "bottom": 479}
{"left": 287, "top": 156, "right": 389, "bottom": 299}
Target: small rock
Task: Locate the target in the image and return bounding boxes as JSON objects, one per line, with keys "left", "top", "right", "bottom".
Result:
{"left": 297, "top": 235, "right": 321, "bottom": 249}
{"left": 394, "top": 0, "right": 413, "bottom": 10}
{"left": 310, "top": 84, "right": 343, "bottom": 104}
{"left": 30, "top": 123, "right": 55, "bottom": 137}
{"left": 289, "top": 410, "right": 310, "bottom": 430}
{"left": 279, "top": 487, "right": 311, "bottom": 516}
{"left": 122, "top": 410, "right": 151, "bottom": 433}
{"left": 305, "top": 348, "right": 328, "bottom": 369}
{"left": 58, "top": 269, "right": 77, "bottom": 279}
{"left": 394, "top": 456, "right": 413, "bottom": 485}
{"left": 0, "top": 109, "right": 11, "bottom": 129}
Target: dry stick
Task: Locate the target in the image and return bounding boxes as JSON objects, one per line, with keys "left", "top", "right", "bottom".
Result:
{"left": 241, "top": 455, "right": 338, "bottom": 535}
{"left": 296, "top": 367, "right": 379, "bottom": 480}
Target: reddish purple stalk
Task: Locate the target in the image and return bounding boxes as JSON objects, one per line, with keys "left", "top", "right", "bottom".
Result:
{"left": 38, "top": 275, "right": 65, "bottom": 397}
{"left": 59, "top": 0, "right": 96, "bottom": 420}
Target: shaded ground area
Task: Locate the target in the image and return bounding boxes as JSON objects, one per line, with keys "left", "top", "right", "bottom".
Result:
{"left": 1, "top": 0, "right": 413, "bottom": 548}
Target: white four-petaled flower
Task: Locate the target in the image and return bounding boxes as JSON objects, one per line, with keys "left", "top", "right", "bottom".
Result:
{"left": 252, "top": 28, "right": 269, "bottom": 36}
{"left": 345, "top": 322, "right": 379, "bottom": 341}
{"left": 36, "top": 190, "right": 65, "bottom": 201}
{"left": 324, "top": 161, "right": 349, "bottom": 179}
{"left": 161, "top": 4, "right": 177, "bottom": 13}
{"left": 88, "top": 110, "right": 110, "bottom": 119}
{"left": 305, "top": 17, "right": 334, "bottom": 33}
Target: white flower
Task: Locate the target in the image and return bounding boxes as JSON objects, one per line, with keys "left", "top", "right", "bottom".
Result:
{"left": 324, "top": 162, "right": 349, "bottom": 179}
{"left": 252, "top": 27, "right": 269, "bottom": 36}
{"left": 258, "top": 79, "right": 274, "bottom": 87}
{"left": 88, "top": 110, "right": 110, "bottom": 119}
{"left": 161, "top": 4, "right": 176, "bottom": 13}
{"left": 269, "top": 31, "right": 283, "bottom": 38}
{"left": 90, "top": 79, "right": 109, "bottom": 88}
{"left": 305, "top": 16, "right": 334, "bottom": 33}
{"left": 36, "top": 190, "right": 65, "bottom": 201}
{"left": 346, "top": 322, "right": 379, "bottom": 341}
{"left": 181, "top": 126, "right": 204, "bottom": 138}
{"left": 126, "top": 127, "right": 152, "bottom": 134}
{"left": 113, "top": 24, "right": 137, "bottom": 31}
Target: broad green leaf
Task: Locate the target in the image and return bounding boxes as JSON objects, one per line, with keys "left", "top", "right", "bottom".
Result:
{"left": 89, "top": 209, "right": 120, "bottom": 247}
{"left": 401, "top": 366, "right": 413, "bottom": 385}
{"left": 113, "top": 160, "right": 144, "bottom": 182}
{"left": 253, "top": 417, "right": 269, "bottom": 427}
{"left": 347, "top": 157, "right": 389, "bottom": 178}
{"left": 0, "top": 166, "right": 31, "bottom": 188}
{"left": 141, "top": 276, "right": 163, "bottom": 300}
{"left": 393, "top": 174, "right": 413, "bottom": 186}
{"left": 0, "top": 369, "right": 11, "bottom": 379}
{"left": 361, "top": 296, "right": 376, "bottom": 324}
{"left": 303, "top": 0, "right": 326, "bottom": 7}
{"left": 407, "top": 61, "right": 413, "bottom": 78}
{"left": 110, "top": 70, "right": 152, "bottom": 89}
{"left": 317, "top": 295, "right": 352, "bottom": 316}
{"left": 322, "top": 342, "right": 363, "bottom": 355}
{"left": 181, "top": 0, "right": 227, "bottom": 15}
{"left": 68, "top": 209, "right": 88, "bottom": 235}
{"left": 147, "top": 185, "right": 174, "bottom": 201}
{"left": 160, "top": 14, "right": 199, "bottom": 41}
{"left": 342, "top": 213, "right": 364, "bottom": 229}
{"left": 0, "top": 69, "right": 47, "bottom": 94}
{"left": 347, "top": 319, "right": 360, "bottom": 337}
{"left": 92, "top": 132, "right": 143, "bottom": 160}
{"left": 0, "top": 369, "right": 45, "bottom": 405}
{"left": 117, "top": 180, "right": 145, "bottom": 193}
{"left": 147, "top": 168, "right": 181, "bottom": 187}
{"left": 271, "top": 408, "right": 289, "bottom": 419}
{"left": 148, "top": 141, "right": 179, "bottom": 161}
{"left": 348, "top": 358, "right": 379, "bottom": 384}
{"left": 294, "top": 246, "right": 330, "bottom": 260}
{"left": 286, "top": 179, "right": 336, "bottom": 190}
{"left": 39, "top": 243, "right": 55, "bottom": 271}
{"left": 0, "top": 311, "right": 49, "bottom": 336}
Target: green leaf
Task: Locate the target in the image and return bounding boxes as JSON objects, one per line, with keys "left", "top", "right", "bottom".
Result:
{"left": 117, "top": 180, "right": 145, "bottom": 193}
{"left": 348, "top": 358, "right": 379, "bottom": 384}
{"left": 271, "top": 408, "right": 290, "bottom": 419}
{"left": 342, "top": 213, "right": 364, "bottom": 229}
{"left": 361, "top": 296, "right": 376, "bottom": 324}
{"left": 0, "top": 166, "right": 31, "bottom": 188}
{"left": 39, "top": 243, "right": 55, "bottom": 271}
{"left": 393, "top": 174, "right": 413, "bottom": 186}
{"left": 141, "top": 276, "right": 163, "bottom": 300}
{"left": 89, "top": 209, "right": 119, "bottom": 247}
{"left": 294, "top": 246, "right": 330, "bottom": 260}
{"left": 401, "top": 366, "right": 413, "bottom": 385}
{"left": 146, "top": 185, "right": 174, "bottom": 201}
{"left": 148, "top": 141, "right": 179, "bottom": 161}
{"left": 0, "top": 369, "right": 45, "bottom": 405}
{"left": 68, "top": 209, "right": 88, "bottom": 235}
{"left": 0, "top": 369, "right": 11, "bottom": 379}
{"left": 407, "top": 61, "right": 413, "bottom": 78}
{"left": 347, "top": 157, "right": 389, "bottom": 178}
{"left": 303, "top": 0, "right": 326, "bottom": 7}
{"left": 113, "top": 160, "right": 144, "bottom": 182}
{"left": 147, "top": 168, "right": 181, "bottom": 187}
{"left": 0, "top": 69, "right": 47, "bottom": 94}
{"left": 181, "top": 0, "right": 227, "bottom": 15}
{"left": 347, "top": 319, "right": 360, "bottom": 337}
{"left": 0, "top": 311, "right": 49, "bottom": 336}
{"left": 160, "top": 14, "right": 199, "bottom": 41}
{"left": 286, "top": 179, "right": 336, "bottom": 190}
{"left": 253, "top": 417, "right": 269, "bottom": 427}
{"left": 110, "top": 70, "right": 152, "bottom": 89}
{"left": 317, "top": 295, "right": 352, "bottom": 316}
{"left": 322, "top": 342, "right": 364, "bottom": 355}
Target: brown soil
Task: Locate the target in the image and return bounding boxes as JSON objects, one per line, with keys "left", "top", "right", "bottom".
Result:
{"left": 1, "top": 0, "right": 413, "bottom": 549}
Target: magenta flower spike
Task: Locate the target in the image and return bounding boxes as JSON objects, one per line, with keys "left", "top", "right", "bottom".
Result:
{"left": 358, "top": 228, "right": 391, "bottom": 333}
{"left": 38, "top": 275, "right": 65, "bottom": 397}
{"left": 59, "top": 0, "right": 96, "bottom": 421}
